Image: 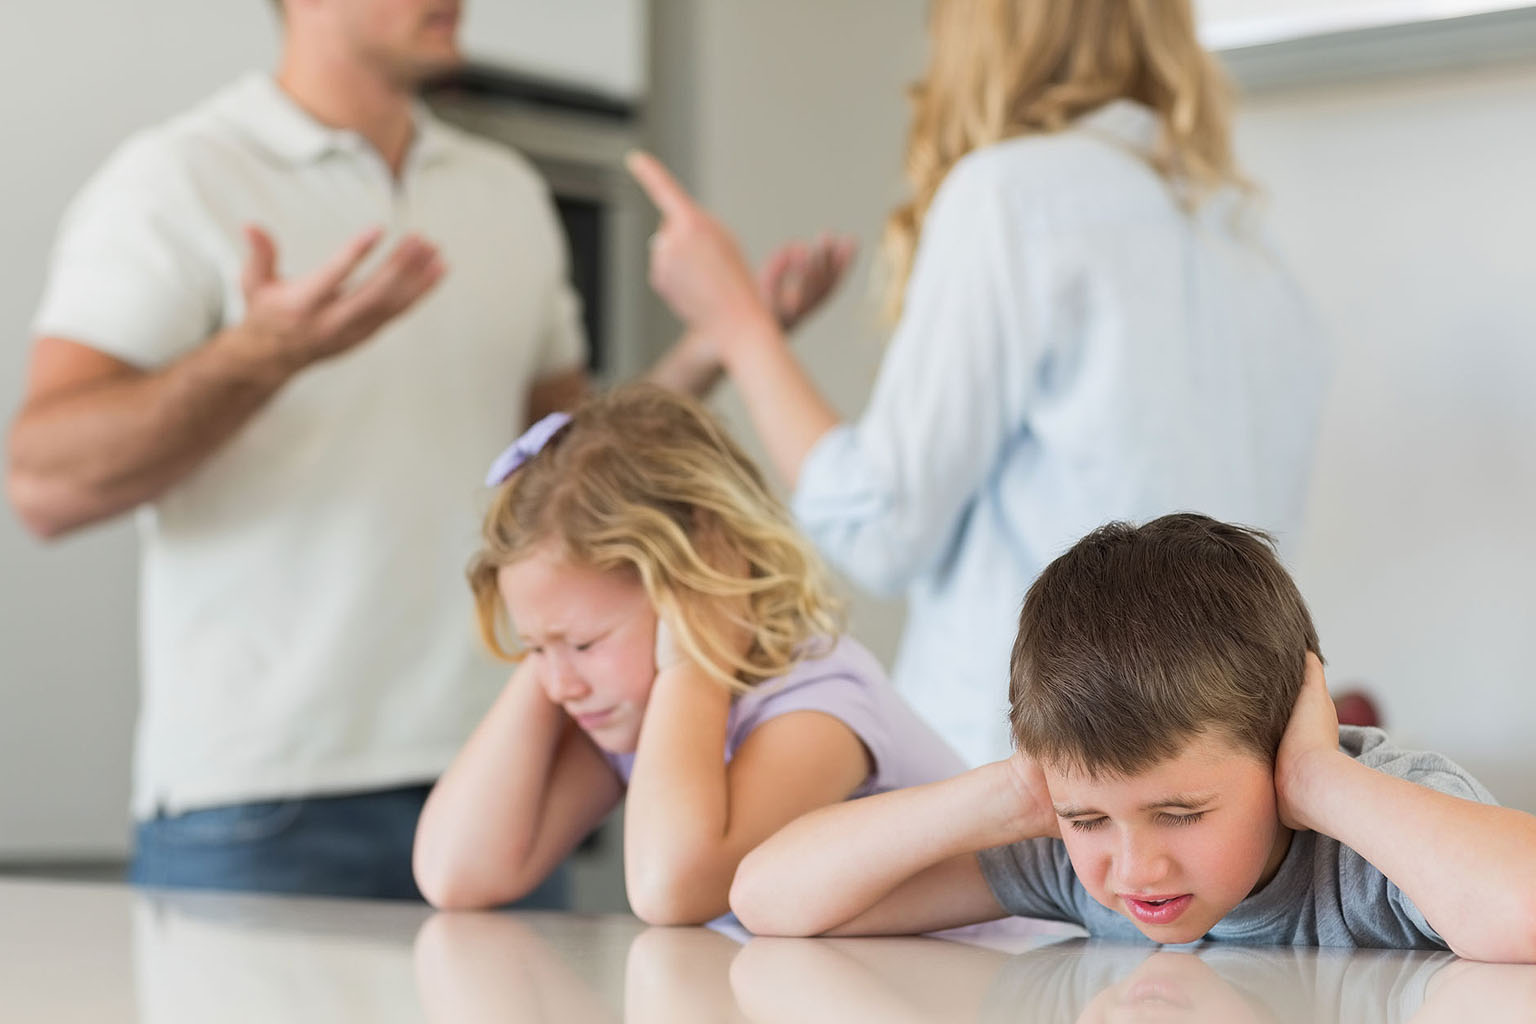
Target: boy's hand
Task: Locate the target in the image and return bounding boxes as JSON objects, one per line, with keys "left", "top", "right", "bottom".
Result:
{"left": 1001, "top": 750, "right": 1061, "bottom": 841}
{"left": 1274, "top": 652, "right": 1343, "bottom": 831}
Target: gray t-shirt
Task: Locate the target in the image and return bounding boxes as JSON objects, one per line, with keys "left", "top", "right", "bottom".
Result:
{"left": 976, "top": 727, "right": 1497, "bottom": 949}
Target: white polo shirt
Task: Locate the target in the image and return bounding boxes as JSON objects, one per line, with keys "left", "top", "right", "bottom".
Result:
{"left": 33, "top": 74, "right": 586, "bottom": 816}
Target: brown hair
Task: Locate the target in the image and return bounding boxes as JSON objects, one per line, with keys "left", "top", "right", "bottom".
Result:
{"left": 1009, "top": 513, "right": 1320, "bottom": 776}
{"left": 469, "top": 384, "right": 843, "bottom": 692}
{"left": 880, "top": 0, "right": 1245, "bottom": 322}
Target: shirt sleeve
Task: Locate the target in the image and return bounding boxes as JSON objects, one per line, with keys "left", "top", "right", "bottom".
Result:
{"left": 790, "top": 153, "right": 1051, "bottom": 597}
{"left": 729, "top": 671, "right": 886, "bottom": 784}
{"left": 975, "top": 838, "right": 1082, "bottom": 924}
{"left": 1341, "top": 742, "right": 1500, "bottom": 947}
{"left": 32, "top": 132, "right": 224, "bottom": 368}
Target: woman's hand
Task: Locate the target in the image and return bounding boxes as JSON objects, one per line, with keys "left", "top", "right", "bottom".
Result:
{"left": 627, "top": 151, "right": 785, "bottom": 352}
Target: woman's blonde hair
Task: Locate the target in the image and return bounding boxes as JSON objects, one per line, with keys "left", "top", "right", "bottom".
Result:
{"left": 469, "top": 384, "right": 844, "bottom": 692}
{"left": 881, "top": 0, "right": 1245, "bottom": 321}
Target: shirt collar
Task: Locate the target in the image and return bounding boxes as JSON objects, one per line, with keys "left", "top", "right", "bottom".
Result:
{"left": 221, "top": 72, "right": 451, "bottom": 170}
{"left": 1073, "top": 98, "right": 1161, "bottom": 156}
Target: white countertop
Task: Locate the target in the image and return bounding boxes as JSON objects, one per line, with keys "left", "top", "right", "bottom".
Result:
{"left": 3, "top": 878, "right": 1533, "bottom": 1022}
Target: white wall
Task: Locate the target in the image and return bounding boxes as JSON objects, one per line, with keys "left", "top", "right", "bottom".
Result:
{"left": 0, "top": 4, "right": 279, "bottom": 856}
{"left": 657, "top": 0, "right": 930, "bottom": 665}
{"left": 1238, "top": 64, "right": 1536, "bottom": 810}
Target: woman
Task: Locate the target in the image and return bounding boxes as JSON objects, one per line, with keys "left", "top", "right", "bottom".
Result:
{"left": 629, "top": 0, "right": 1327, "bottom": 765}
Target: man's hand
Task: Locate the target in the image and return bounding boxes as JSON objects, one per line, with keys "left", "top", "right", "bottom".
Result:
{"left": 1274, "top": 652, "right": 1343, "bottom": 831}
{"left": 759, "top": 234, "right": 858, "bottom": 332}
{"left": 237, "top": 224, "right": 446, "bottom": 373}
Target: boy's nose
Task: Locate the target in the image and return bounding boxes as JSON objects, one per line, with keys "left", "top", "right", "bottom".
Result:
{"left": 1114, "top": 837, "right": 1172, "bottom": 892}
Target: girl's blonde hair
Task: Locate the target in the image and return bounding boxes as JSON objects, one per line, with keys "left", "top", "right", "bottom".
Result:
{"left": 881, "top": 0, "right": 1245, "bottom": 322}
{"left": 469, "top": 384, "right": 844, "bottom": 692}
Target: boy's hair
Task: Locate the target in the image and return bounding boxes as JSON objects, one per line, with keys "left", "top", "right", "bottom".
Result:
{"left": 1009, "top": 513, "right": 1320, "bottom": 776}
{"left": 469, "top": 383, "right": 844, "bottom": 691}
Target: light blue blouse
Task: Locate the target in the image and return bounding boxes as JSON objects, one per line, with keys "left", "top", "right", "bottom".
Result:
{"left": 792, "top": 101, "right": 1328, "bottom": 766}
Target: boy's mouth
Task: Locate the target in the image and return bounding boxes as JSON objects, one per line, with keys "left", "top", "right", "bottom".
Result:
{"left": 1121, "top": 893, "right": 1194, "bottom": 925}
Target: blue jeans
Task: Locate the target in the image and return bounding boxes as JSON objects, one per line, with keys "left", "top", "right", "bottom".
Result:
{"left": 128, "top": 783, "right": 570, "bottom": 907}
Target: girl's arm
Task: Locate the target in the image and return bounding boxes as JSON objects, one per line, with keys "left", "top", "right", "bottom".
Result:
{"left": 1277, "top": 654, "right": 1536, "bottom": 963}
{"left": 730, "top": 756, "right": 1058, "bottom": 937}
{"left": 620, "top": 661, "right": 871, "bottom": 925}
{"left": 412, "top": 660, "right": 622, "bottom": 909}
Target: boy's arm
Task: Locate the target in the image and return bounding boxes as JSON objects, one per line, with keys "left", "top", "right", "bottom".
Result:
{"left": 1277, "top": 654, "right": 1536, "bottom": 963}
{"left": 621, "top": 661, "right": 871, "bottom": 925}
{"left": 412, "top": 660, "right": 622, "bottom": 909}
{"left": 730, "top": 755, "right": 1059, "bottom": 937}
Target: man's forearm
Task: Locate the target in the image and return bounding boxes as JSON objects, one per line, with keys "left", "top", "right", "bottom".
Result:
{"left": 646, "top": 329, "right": 724, "bottom": 398}
{"left": 6, "top": 325, "right": 295, "bottom": 538}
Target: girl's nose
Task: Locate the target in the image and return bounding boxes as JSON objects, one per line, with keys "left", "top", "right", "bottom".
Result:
{"left": 542, "top": 651, "right": 591, "bottom": 702}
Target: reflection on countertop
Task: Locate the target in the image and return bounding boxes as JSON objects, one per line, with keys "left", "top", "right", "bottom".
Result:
{"left": 3, "top": 879, "right": 1533, "bottom": 1022}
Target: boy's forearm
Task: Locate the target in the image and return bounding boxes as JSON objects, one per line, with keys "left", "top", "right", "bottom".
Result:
{"left": 731, "top": 761, "right": 1049, "bottom": 936}
{"left": 1290, "top": 751, "right": 1536, "bottom": 962}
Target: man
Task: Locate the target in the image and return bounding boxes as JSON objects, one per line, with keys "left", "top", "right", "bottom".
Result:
{"left": 5, "top": 0, "right": 850, "bottom": 900}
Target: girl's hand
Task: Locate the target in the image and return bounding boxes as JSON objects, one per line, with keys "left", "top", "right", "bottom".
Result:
{"left": 627, "top": 151, "right": 781, "bottom": 351}
{"left": 653, "top": 618, "right": 685, "bottom": 676}
{"left": 759, "top": 234, "right": 858, "bottom": 332}
{"left": 1274, "top": 652, "right": 1343, "bottom": 831}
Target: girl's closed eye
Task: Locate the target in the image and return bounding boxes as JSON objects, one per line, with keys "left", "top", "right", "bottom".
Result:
{"left": 1067, "top": 817, "right": 1108, "bottom": 833}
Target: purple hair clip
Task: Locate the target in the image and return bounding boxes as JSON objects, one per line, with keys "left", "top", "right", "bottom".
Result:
{"left": 484, "top": 411, "right": 572, "bottom": 486}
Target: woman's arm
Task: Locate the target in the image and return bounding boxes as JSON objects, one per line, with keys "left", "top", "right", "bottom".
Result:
{"left": 1277, "top": 654, "right": 1536, "bottom": 963}
{"left": 628, "top": 152, "right": 1035, "bottom": 594}
{"left": 730, "top": 755, "right": 1058, "bottom": 937}
{"left": 620, "top": 661, "right": 871, "bottom": 925}
{"left": 412, "top": 660, "right": 622, "bottom": 909}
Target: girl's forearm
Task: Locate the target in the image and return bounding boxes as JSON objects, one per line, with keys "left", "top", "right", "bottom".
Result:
{"left": 1290, "top": 751, "right": 1536, "bottom": 962}
{"left": 622, "top": 665, "right": 736, "bottom": 921}
{"left": 413, "top": 665, "right": 569, "bottom": 907}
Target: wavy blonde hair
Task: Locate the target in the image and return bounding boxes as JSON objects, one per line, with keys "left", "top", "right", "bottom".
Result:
{"left": 881, "top": 0, "right": 1246, "bottom": 322}
{"left": 469, "top": 384, "right": 844, "bottom": 693}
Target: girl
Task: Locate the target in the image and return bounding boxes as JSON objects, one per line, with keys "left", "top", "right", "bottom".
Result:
{"left": 411, "top": 384, "right": 962, "bottom": 923}
{"left": 627, "top": 0, "right": 1328, "bottom": 767}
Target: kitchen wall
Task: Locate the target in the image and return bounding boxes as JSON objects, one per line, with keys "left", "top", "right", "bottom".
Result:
{"left": 2, "top": 1, "right": 1533, "bottom": 865}
{"left": 0, "top": 2, "right": 280, "bottom": 856}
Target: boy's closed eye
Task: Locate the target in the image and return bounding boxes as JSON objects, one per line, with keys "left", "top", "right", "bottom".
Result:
{"left": 1063, "top": 811, "right": 1209, "bottom": 832}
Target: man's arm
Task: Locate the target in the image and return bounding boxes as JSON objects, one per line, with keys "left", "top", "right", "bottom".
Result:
{"left": 6, "top": 226, "right": 443, "bottom": 539}
{"left": 729, "top": 755, "right": 1058, "bottom": 937}
{"left": 1277, "top": 654, "right": 1536, "bottom": 963}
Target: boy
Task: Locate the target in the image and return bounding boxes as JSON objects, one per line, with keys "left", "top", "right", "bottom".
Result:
{"left": 730, "top": 514, "right": 1536, "bottom": 962}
